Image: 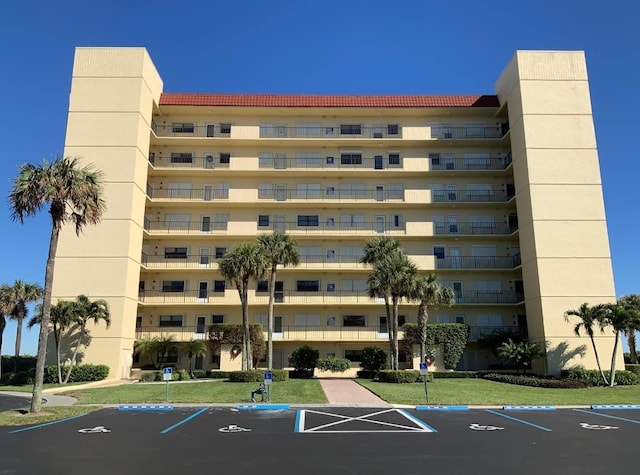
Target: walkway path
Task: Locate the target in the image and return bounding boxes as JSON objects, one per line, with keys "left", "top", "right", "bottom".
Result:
{"left": 319, "top": 379, "right": 390, "bottom": 407}
{"left": 1, "top": 391, "right": 77, "bottom": 407}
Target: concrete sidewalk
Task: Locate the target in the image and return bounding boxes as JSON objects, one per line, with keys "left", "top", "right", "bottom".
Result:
{"left": 319, "top": 379, "right": 390, "bottom": 407}
{"left": 1, "top": 391, "right": 77, "bottom": 407}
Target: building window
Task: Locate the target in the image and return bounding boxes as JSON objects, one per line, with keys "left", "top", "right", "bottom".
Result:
{"left": 170, "top": 152, "right": 193, "bottom": 164}
{"left": 214, "top": 280, "right": 226, "bottom": 293}
{"left": 220, "top": 153, "right": 231, "bottom": 164}
{"left": 212, "top": 314, "right": 224, "bottom": 324}
{"left": 297, "top": 215, "right": 319, "bottom": 227}
{"left": 258, "top": 215, "right": 270, "bottom": 227}
{"left": 215, "top": 247, "right": 227, "bottom": 259}
{"left": 340, "top": 124, "right": 362, "bottom": 135}
{"left": 326, "top": 283, "right": 336, "bottom": 292}
{"left": 164, "top": 247, "right": 188, "bottom": 259}
{"left": 135, "top": 316, "right": 142, "bottom": 328}
{"left": 297, "top": 280, "right": 320, "bottom": 292}
{"left": 429, "top": 153, "right": 441, "bottom": 166}
{"left": 433, "top": 247, "right": 445, "bottom": 259}
{"left": 220, "top": 123, "right": 231, "bottom": 134}
{"left": 388, "top": 153, "right": 400, "bottom": 165}
{"left": 326, "top": 156, "right": 334, "bottom": 164}
{"left": 162, "top": 281, "right": 185, "bottom": 292}
{"left": 387, "top": 124, "right": 399, "bottom": 135}
{"left": 257, "top": 281, "right": 269, "bottom": 293}
{"left": 340, "top": 153, "right": 362, "bottom": 165}
{"left": 159, "top": 315, "right": 183, "bottom": 327}
{"left": 343, "top": 315, "right": 366, "bottom": 327}
{"left": 138, "top": 281, "right": 145, "bottom": 292}
{"left": 158, "top": 350, "right": 180, "bottom": 364}
{"left": 172, "top": 123, "right": 194, "bottom": 134}
{"left": 344, "top": 350, "right": 363, "bottom": 362}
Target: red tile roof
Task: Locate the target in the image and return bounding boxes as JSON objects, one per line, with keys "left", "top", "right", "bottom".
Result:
{"left": 159, "top": 93, "right": 500, "bottom": 108}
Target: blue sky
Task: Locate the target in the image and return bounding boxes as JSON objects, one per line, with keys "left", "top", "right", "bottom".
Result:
{"left": 1, "top": 0, "right": 638, "bottom": 356}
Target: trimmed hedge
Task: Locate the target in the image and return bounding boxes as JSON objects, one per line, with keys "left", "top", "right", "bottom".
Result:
{"left": 229, "top": 370, "right": 288, "bottom": 382}
{"left": 561, "top": 369, "right": 639, "bottom": 386}
{"left": 625, "top": 364, "right": 640, "bottom": 377}
{"left": 403, "top": 323, "right": 469, "bottom": 369}
{"left": 432, "top": 371, "right": 478, "bottom": 379}
{"left": 1, "top": 356, "right": 37, "bottom": 373}
{"left": 483, "top": 373, "right": 592, "bottom": 388}
{"left": 207, "top": 370, "right": 232, "bottom": 379}
{"left": 317, "top": 357, "right": 351, "bottom": 373}
{"left": 378, "top": 370, "right": 433, "bottom": 383}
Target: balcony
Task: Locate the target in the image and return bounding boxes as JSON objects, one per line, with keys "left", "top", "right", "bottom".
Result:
{"left": 149, "top": 155, "right": 230, "bottom": 169}
{"left": 135, "top": 326, "right": 209, "bottom": 341}
{"left": 139, "top": 290, "right": 380, "bottom": 305}
{"left": 432, "top": 189, "right": 514, "bottom": 203}
{"left": 259, "top": 156, "right": 403, "bottom": 170}
{"left": 467, "top": 325, "right": 528, "bottom": 342}
{"left": 430, "top": 154, "right": 512, "bottom": 171}
{"left": 146, "top": 187, "right": 229, "bottom": 201}
{"left": 152, "top": 122, "right": 231, "bottom": 138}
{"left": 259, "top": 125, "right": 402, "bottom": 139}
{"left": 258, "top": 188, "right": 405, "bottom": 202}
{"left": 436, "top": 254, "right": 521, "bottom": 270}
{"left": 434, "top": 222, "right": 517, "bottom": 236}
{"left": 454, "top": 291, "right": 524, "bottom": 305}
{"left": 429, "top": 126, "right": 506, "bottom": 140}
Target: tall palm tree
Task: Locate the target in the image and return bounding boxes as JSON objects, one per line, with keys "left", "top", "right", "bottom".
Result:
{"left": 155, "top": 335, "right": 177, "bottom": 368}
{"left": 133, "top": 337, "right": 160, "bottom": 368}
{"left": 4, "top": 280, "right": 43, "bottom": 372}
{"left": 218, "top": 243, "right": 268, "bottom": 370}
{"left": 411, "top": 274, "right": 456, "bottom": 363}
{"left": 0, "top": 285, "right": 13, "bottom": 380}
{"left": 256, "top": 232, "right": 300, "bottom": 370}
{"left": 604, "top": 301, "right": 640, "bottom": 386}
{"left": 564, "top": 303, "right": 610, "bottom": 385}
{"left": 10, "top": 156, "right": 105, "bottom": 412}
{"left": 618, "top": 294, "right": 640, "bottom": 364}
{"left": 181, "top": 339, "right": 208, "bottom": 377}
{"left": 62, "top": 295, "right": 110, "bottom": 384}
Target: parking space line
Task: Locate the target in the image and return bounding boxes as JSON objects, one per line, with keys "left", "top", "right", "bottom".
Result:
{"left": 485, "top": 410, "right": 552, "bottom": 432}
{"left": 398, "top": 410, "right": 438, "bottom": 432}
{"left": 160, "top": 407, "right": 208, "bottom": 434}
{"left": 295, "top": 410, "right": 305, "bottom": 433}
{"left": 573, "top": 409, "right": 640, "bottom": 425}
{"left": 8, "top": 413, "right": 89, "bottom": 434}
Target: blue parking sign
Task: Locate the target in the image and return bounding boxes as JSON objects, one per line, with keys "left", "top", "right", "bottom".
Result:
{"left": 264, "top": 372, "right": 273, "bottom": 385}
{"left": 419, "top": 362, "right": 428, "bottom": 375}
{"left": 163, "top": 367, "right": 172, "bottom": 381}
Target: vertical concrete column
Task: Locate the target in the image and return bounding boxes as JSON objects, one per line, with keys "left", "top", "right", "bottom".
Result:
{"left": 495, "top": 51, "right": 621, "bottom": 374}
{"left": 53, "top": 48, "right": 163, "bottom": 378}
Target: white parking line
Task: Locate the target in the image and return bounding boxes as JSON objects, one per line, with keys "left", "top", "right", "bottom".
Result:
{"left": 296, "top": 409, "right": 436, "bottom": 433}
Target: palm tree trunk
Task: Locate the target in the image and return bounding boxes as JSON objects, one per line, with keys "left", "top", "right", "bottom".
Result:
{"left": 392, "top": 297, "right": 400, "bottom": 371}
{"left": 383, "top": 297, "right": 394, "bottom": 370}
{"left": 63, "top": 325, "right": 84, "bottom": 384}
{"left": 589, "top": 334, "right": 609, "bottom": 385}
{"left": 628, "top": 330, "right": 638, "bottom": 364}
{"left": 267, "top": 266, "right": 277, "bottom": 371}
{"left": 418, "top": 302, "right": 429, "bottom": 363}
{"left": 0, "top": 316, "right": 5, "bottom": 381}
{"left": 54, "top": 325, "right": 63, "bottom": 384}
{"left": 31, "top": 224, "right": 59, "bottom": 413}
{"left": 241, "top": 284, "right": 251, "bottom": 371}
{"left": 14, "top": 315, "right": 24, "bottom": 373}
{"left": 609, "top": 331, "right": 620, "bottom": 387}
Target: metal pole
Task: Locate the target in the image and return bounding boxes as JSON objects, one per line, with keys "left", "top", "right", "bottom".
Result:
{"left": 423, "top": 375, "right": 429, "bottom": 404}
{"left": 166, "top": 381, "right": 169, "bottom": 402}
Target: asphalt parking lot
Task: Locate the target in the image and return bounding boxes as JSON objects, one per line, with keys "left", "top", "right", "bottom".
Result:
{"left": 1, "top": 406, "right": 638, "bottom": 474}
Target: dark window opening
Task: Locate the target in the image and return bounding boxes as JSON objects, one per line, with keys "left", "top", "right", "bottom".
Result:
{"left": 162, "top": 281, "right": 185, "bottom": 292}
{"left": 344, "top": 350, "right": 363, "bottom": 362}
{"left": 296, "top": 280, "right": 320, "bottom": 292}
{"left": 340, "top": 153, "right": 362, "bottom": 165}
{"left": 214, "top": 280, "right": 226, "bottom": 293}
{"left": 343, "top": 315, "right": 366, "bottom": 327}
{"left": 340, "top": 124, "right": 362, "bottom": 135}
{"left": 297, "top": 215, "right": 319, "bottom": 227}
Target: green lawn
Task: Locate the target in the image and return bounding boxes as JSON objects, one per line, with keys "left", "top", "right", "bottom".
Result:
{"left": 67, "top": 379, "right": 328, "bottom": 404}
{"left": 0, "top": 406, "right": 102, "bottom": 427}
{"left": 358, "top": 378, "right": 640, "bottom": 405}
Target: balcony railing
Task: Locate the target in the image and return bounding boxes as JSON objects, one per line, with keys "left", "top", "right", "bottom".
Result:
{"left": 430, "top": 154, "right": 511, "bottom": 171}
{"left": 436, "top": 254, "right": 521, "bottom": 270}
{"left": 432, "top": 190, "right": 514, "bottom": 203}
{"left": 430, "top": 126, "right": 506, "bottom": 139}
{"left": 259, "top": 125, "right": 402, "bottom": 139}
{"left": 149, "top": 156, "right": 231, "bottom": 169}
{"left": 152, "top": 122, "right": 231, "bottom": 138}
{"left": 259, "top": 156, "right": 403, "bottom": 170}
{"left": 144, "top": 218, "right": 228, "bottom": 233}
{"left": 135, "top": 326, "right": 209, "bottom": 341}
{"left": 147, "top": 188, "right": 229, "bottom": 200}
{"left": 140, "top": 253, "right": 369, "bottom": 269}
{"left": 434, "top": 223, "right": 517, "bottom": 236}
{"left": 467, "top": 325, "right": 528, "bottom": 342}
{"left": 258, "top": 189, "right": 404, "bottom": 202}
{"left": 454, "top": 291, "right": 524, "bottom": 304}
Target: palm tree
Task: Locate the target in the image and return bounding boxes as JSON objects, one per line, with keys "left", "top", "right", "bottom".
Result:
{"left": 134, "top": 337, "right": 160, "bottom": 368}
{"left": 618, "top": 294, "right": 640, "bottom": 364}
{"left": 218, "top": 243, "right": 268, "bottom": 370}
{"left": 155, "top": 335, "right": 178, "bottom": 368}
{"left": 564, "top": 303, "right": 610, "bottom": 385}
{"left": 62, "top": 295, "right": 110, "bottom": 384}
{"left": 4, "top": 280, "right": 43, "bottom": 372}
{"left": 181, "top": 339, "right": 208, "bottom": 377}
{"left": 604, "top": 301, "right": 640, "bottom": 387}
{"left": 0, "top": 285, "right": 13, "bottom": 380}
{"left": 411, "top": 274, "right": 455, "bottom": 363}
{"left": 256, "top": 232, "right": 300, "bottom": 370}
{"left": 9, "top": 156, "right": 105, "bottom": 412}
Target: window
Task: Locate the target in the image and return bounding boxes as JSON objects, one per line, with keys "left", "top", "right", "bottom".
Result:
{"left": 257, "top": 281, "right": 269, "bottom": 293}
{"left": 344, "top": 350, "right": 363, "bottom": 362}
{"left": 212, "top": 314, "right": 224, "bottom": 324}
{"left": 170, "top": 152, "right": 193, "bottom": 164}
{"left": 297, "top": 215, "right": 319, "bottom": 227}
{"left": 429, "top": 153, "right": 441, "bottom": 166}
{"left": 138, "top": 281, "right": 145, "bottom": 292}
{"left": 340, "top": 153, "right": 362, "bottom": 165}
{"left": 326, "top": 156, "right": 334, "bottom": 165}
{"left": 340, "top": 124, "right": 362, "bottom": 135}
{"left": 219, "top": 153, "right": 230, "bottom": 164}
{"left": 172, "top": 123, "right": 194, "bottom": 134}
{"left": 387, "top": 124, "right": 399, "bottom": 135}
{"left": 214, "top": 214, "right": 229, "bottom": 230}
{"left": 433, "top": 247, "right": 445, "bottom": 259}
{"left": 343, "top": 315, "right": 366, "bottom": 327}
{"left": 215, "top": 247, "right": 227, "bottom": 259}
{"left": 135, "top": 316, "right": 142, "bottom": 328}
{"left": 388, "top": 153, "right": 400, "bottom": 165}
{"left": 391, "top": 215, "right": 403, "bottom": 228}
{"left": 162, "top": 281, "right": 185, "bottom": 292}
{"left": 297, "top": 280, "right": 320, "bottom": 292}
{"left": 326, "top": 186, "right": 335, "bottom": 196}
{"left": 326, "top": 283, "right": 336, "bottom": 292}
{"left": 158, "top": 350, "right": 180, "bottom": 364}
{"left": 220, "top": 123, "right": 231, "bottom": 134}
{"left": 258, "top": 215, "right": 270, "bottom": 227}
{"left": 159, "top": 315, "right": 183, "bottom": 327}
{"left": 213, "top": 280, "right": 226, "bottom": 293}
{"left": 164, "top": 247, "right": 188, "bottom": 259}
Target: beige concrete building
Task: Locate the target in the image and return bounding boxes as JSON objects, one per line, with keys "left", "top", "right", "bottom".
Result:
{"left": 53, "top": 47, "right": 622, "bottom": 378}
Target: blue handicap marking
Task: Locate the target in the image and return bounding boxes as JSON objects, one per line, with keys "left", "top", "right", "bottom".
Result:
{"left": 419, "top": 362, "right": 427, "bottom": 370}
{"left": 163, "top": 368, "right": 172, "bottom": 375}
{"left": 264, "top": 372, "right": 273, "bottom": 380}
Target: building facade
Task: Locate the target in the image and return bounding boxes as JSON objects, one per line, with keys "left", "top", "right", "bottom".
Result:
{"left": 53, "top": 47, "right": 621, "bottom": 378}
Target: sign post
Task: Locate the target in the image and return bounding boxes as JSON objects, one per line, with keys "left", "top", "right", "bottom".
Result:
{"left": 163, "top": 367, "right": 172, "bottom": 402}
{"left": 419, "top": 362, "right": 429, "bottom": 404}
{"left": 264, "top": 371, "right": 273, "bottom": 402}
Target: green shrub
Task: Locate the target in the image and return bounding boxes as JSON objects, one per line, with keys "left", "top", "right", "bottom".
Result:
{"left": 289, "top": 345, "right": 319, "bottom": 378}
{"left": 432, "top": 371, "right": 478, "bottom": 379}
{"left": 177, "top": 369, "right": 190, "bottom": 381}
{"left": 483, "top": 373, "right": 591, "bottom": 388}
{"left": 561, "top": 369, "right": 638, "bottom": 386}
{"left": 42, "top": 365, "right": 109, "bottom": 383}
{"left": 1, "top": 356, "right": 37, "bottom": 373}
{"left": 191, "top": 370, "right": 207, "bottom": 379}
{"left": 139, "top": 372, "right": 156, "bottom": 382}
{"left": 403, "top": 323, "right": 469, "bottom": 369}
{"left": 207, "top": 370, "right": 231, "bottom": 379}
{"left": 360, "top": 347, "right": 388, "bottom": 374}
{"left": 356, "top": 370, "right": 377, "bottom": 379}
{"left": 625, "top": 364, "right": 640, "bottom": 377}
{"left": 0, "top": 371, "right": 32, "bottom": 385}
{"left": 229, "top": 370, "right": 288, "bottom": 382}
{"left": 378, "top": 370, "right": 432, "bottom": 383}
{"left": 317, "top": 357, "right": 351, "bottom": 373}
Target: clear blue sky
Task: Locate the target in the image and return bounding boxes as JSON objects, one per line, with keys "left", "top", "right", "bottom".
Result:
{"left": 1, "top": 0, "right": 638, "bottom": 356}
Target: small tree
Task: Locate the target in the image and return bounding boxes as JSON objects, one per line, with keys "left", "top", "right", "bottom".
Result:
{"left": 134, "top": 337, "right": 160, "bottom": 368}
{"left": 360, "top": 346, "right": 388, "bottom": 375}
{"left": 289, "top": 345, "right": 319, "bottom": 378}
{"left": 497, "top": 339, "right": 542, "bottom": 374}
{"left": 317, "top": 357, "right": 351, "bottom": 373}
{"left": 181, "top": 339, "right": 208, "bottom": 377}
